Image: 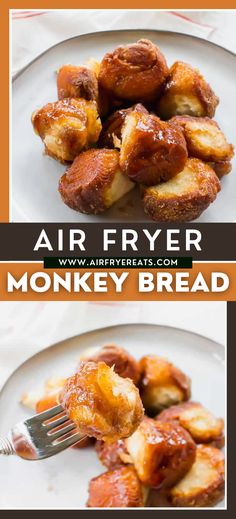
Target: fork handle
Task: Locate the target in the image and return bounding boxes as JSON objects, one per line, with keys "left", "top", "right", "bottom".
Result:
{"left": 0, "top": 437, "right": 15, "bottom": 455}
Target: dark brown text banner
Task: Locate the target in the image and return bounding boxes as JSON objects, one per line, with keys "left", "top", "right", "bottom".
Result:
{"left": 0, "top": 223, "right": 234, "bottom": 261}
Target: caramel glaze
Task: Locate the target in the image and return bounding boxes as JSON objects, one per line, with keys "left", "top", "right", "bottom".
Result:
{"left": 33, "top": 98, "right": 89, "bottom": 137}
{"left": 142, "top": 159, "right": 221, "bottom": 223}
{"left": 32, "top": 98, "right": 101, "bottom": 163}
{"left": 59, "top": 148, "right": 121, "bottom": 214}
{"left": 138, "top": 354, "right": 191, "bottom": 415}
{"left": 170, "top": 115, "right": 234, "bottom": 163}
{"left": 157, "top": 402, "right": 225, "bottom": 449}
{"left": 95, "top": 438, "right": 129, "bottom": 469}
{"left": 157, "top": 61, "right": 219, "bottom": 119}
{"left": 99, "top": 39, "right": 169, "bottom": 103}
{"left": 120, "top": 112, "right": 188, "bottom": 185}
{"left": 129, "top": 418, "right": 196, "bottom": 489}
{"left": 170, "top": 445, "right": 225, "bottom": 507}
{"left": 99, "top": 103, "right": 148, "bottom": 148}
{"left": 207, "top": 160, "right": 232, "bottom": 178}
{"left": 57, "top": 65, "right": 98, "bottom": 101}
{"left": 60, "top": 361, "right": 144, "bottom": 442}
{"left": 87, "top": 466, "right": 144, "bottom": 508}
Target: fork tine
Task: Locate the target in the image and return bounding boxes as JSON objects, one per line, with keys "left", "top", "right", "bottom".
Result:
{"left": 45, "top": 414, "right": 69, "bottom": 430}
{"left": 49, "top": 422, "right": 76, "bottom": 440}
{"left": 55, "top": 430, "right": 84, "bottom": 448}
{"left": 26, "top": 404, "right": 64, "bottom": 424}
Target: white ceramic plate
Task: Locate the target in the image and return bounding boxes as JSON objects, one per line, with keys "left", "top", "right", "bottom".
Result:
{"left": 11, "top": 29, "right": 236, "bottom": 223}
{"left": 0, "top": 323, "right": 225, "bottom": 509}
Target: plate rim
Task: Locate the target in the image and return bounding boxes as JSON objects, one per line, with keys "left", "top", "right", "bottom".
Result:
{"left": 0, "top": 321, "right": 225, "bottom": 401}
{"left": 12, "top": 28, "right": 236, "bottom": 82}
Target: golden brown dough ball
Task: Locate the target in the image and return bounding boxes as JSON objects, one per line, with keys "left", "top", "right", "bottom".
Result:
{"left": 81, "top": 344, "right": 140, "bottom": 385}
{"left": 141, "top": 158, "right": 221, "bottom": 222}
{"left": 77, "top": 58, "right": 113, "bottom": 118}
{"left": 98, "top": 39, "right": 169, "bottom": 103}
{"left": 57, "top": 64, "right": 98, "bottom": 102}
{"left": 157, "top": 61, "right": 219, "bottom": 119}
{"left": 169, "top": 445, "right": 225, "bottom": 507}
{"left": 170, "top": 115, "right": 234, "bottom": 165}
{"left": 58, "top": 148, "right": 135, "bottom": 214}
{"left": 120, "top": 111, "right": 188, "bottom": 185}
{"left": 84, "top": 58, "right": 121, "bottom": 118}
{"left": 60, "top": 361, "right": 144, "bottom": 442}
{"left": 87, "top": 466, "right": 145, "bottom": 508}
{"left": 99, "top": 103, "right": 148, "bottom": 149}
{"left": 139, "top": 355, "right": 191, "bottom": 415}
{"left": 125, "top": 418, "right": 196, "bottom": 489}
{"left": 32, "top": 98, "right": 102, "bottom": 163}
{"left": 95, "top": 438, "right": 131, "bottom": 469}
{"left": 207, "top": 160, "right": 232, "bottom": 179}
{"left": 157, "top": 402, "right": 224, "bottom": 448}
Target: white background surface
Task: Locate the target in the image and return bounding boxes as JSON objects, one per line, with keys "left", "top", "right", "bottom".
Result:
{"left": 0, "top": 301, "right": 226, "bottom": 390}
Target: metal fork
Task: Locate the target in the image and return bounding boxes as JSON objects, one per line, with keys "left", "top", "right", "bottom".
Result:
{"left": 0, "top": 404, "right": 84, "bottom": 460}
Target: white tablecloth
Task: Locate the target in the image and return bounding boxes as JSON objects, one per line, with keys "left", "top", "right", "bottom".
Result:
{"left": 11, "top": 10, "right": 235, "bottom": 76}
